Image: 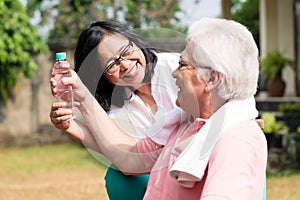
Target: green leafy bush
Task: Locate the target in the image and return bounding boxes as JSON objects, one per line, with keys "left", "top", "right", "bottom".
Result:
{"left": 0, "top": 0, "right": 48, "bottom": 102}
{"left": 279, "top": 102, "right": 300, "bottom": 113}
{"left": 261, "top": 112, "right": 288, "bottom": 134}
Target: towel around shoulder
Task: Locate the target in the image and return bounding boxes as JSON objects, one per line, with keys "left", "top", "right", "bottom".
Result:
{"left": 169, "top": 97, "right": 259, "bottom": 188}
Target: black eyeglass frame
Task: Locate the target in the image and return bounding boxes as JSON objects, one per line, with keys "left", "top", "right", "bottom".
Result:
{"left": 104, "top": 40, "right": 134, "bottom": 75}
{"left": 177, "top": 60, "right": 212, "bottom": 71}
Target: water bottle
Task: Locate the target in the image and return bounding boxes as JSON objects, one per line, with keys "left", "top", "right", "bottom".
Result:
{"left": 54, "top": 52, "right": 74, "bottom": 108}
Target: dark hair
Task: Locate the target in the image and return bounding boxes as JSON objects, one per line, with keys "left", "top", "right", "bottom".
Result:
{"left": 74, "top": 20, "right": 157, "bottom": 112}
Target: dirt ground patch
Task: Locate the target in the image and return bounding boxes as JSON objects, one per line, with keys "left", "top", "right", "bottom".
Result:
{"left": 0, "top": 170, "right": 109, "bottom": 200}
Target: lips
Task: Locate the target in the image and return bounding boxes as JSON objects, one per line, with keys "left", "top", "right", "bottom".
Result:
{"left": 121, "top": 64, "right": 139, "bottom": 79}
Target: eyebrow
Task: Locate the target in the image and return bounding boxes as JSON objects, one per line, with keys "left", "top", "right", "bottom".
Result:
{"left": 105, "top": 43, "right": 129, "bottom": 66}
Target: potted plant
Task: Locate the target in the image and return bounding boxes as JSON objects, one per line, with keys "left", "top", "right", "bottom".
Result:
{"left": 261, "top": 112, "right": 288, "bottom": 149}
{"left": 261, "top": 51, "right": 295, "bottom": 97}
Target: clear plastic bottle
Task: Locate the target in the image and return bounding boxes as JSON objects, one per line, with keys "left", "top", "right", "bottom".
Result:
{"left": 54, "top": 52, "right": 74, "bottom": 108}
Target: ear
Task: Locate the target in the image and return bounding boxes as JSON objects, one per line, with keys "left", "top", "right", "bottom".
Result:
{"left": 207, "top": 70, "right": 222, "bottom": 90}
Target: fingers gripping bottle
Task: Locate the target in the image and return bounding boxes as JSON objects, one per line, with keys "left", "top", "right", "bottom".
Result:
{"left": 54, "top": 52, "right": 74, "bottom": 108}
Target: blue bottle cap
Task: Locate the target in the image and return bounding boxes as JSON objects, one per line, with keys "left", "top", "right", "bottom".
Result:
{"left": 56, "top": 52, "right": 66, "bottom": 60}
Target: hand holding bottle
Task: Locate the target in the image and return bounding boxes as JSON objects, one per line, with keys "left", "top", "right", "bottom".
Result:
{"left": 50, "top": 56, "right": 93, "bottom": 131}
{"left": 50, "top": 54, "right": 91, "bottom": 107}
{"left": 53, "top": 52, "right": 74, "bottom": 108}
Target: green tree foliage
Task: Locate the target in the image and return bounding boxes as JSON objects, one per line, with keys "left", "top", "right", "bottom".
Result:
{"left": 26, "top": 0, "right": 183, "bottom": 41}
{"left": 0, "top": 0, "right": 48, "bottom": 102}
{"left": 124, "top": 0, "right": 181, "bottom": 28}
{"left": 232, "top": 0, "right": 259, "bottom": 49}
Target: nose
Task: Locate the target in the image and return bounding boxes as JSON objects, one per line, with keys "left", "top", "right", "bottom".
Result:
{"left": 172, "top": 69, "right": 178, "bottom": 78}
{"left": 119, "top": 59, "right": 131, "bottom": 71}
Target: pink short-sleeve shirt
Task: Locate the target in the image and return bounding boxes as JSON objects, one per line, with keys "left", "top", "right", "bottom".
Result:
{"left": 137, "top": 119, "right": 267, "bottom": 200}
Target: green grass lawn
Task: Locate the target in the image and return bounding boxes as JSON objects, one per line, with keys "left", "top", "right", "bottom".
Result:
{"left": 0, "top": 142, "right": 105, "bottom": 173}
{"left": 0, "top": 142, "right": 300, "bottom": 199}
{"left": 0, "top": 142, "right": 109, "bottom": 200}
{"left": 267, "top": 169, "right": 300, "bottom": 200}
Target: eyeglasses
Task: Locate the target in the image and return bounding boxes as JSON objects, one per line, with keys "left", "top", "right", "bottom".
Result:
{"left": 177, "top": 60, "right": 211, "bottom": 71}
{"left": 104, "top": 41, "right": 134, "bottom": 75}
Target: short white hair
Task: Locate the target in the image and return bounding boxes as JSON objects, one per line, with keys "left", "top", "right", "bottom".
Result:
{"left": 187, "top": 17, "right": 259, "bottom": 100}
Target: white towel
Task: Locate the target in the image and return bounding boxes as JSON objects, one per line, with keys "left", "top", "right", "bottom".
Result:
{"left": 169, "top": 97, "right": 259, "bottom": 188}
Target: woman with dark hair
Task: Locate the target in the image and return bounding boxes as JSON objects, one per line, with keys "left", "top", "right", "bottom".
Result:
{"left": 74, "top": 20, "right": 160, "bottom": 112}
{"left": 50, "top": 20, "right": 180, "bottom": 200}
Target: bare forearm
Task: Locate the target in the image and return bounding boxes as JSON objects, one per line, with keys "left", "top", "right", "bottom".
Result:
{"left": 69, "top": 119, "right": 103, "bottom": 153}
{"left": 78, "top": 95, "right": 148, "bottom": 173}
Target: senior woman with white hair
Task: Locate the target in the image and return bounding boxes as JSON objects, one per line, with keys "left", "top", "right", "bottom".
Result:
{"left": 50, "top": 17, "right": 267, "bottom": 199}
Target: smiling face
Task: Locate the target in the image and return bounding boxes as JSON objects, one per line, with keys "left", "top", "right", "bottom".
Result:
{"left": 98, "top": 34, "right": 147, "bottom": 88}
{"left": 172, "top": 43, "right": 212, "bottom": 118}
